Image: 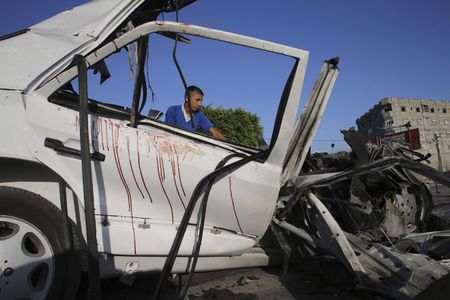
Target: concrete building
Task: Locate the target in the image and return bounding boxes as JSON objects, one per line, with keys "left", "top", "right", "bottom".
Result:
{"left": 356, "top": 97, "right": 450, "bottom": 171}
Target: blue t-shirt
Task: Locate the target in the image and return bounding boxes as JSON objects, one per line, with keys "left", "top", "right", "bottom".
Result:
{"left": 165, "top": 105, "right": 213, "bottom": 133}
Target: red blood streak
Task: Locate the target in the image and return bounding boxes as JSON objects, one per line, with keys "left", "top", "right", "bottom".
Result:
{"left": 171, "top": 158, "right": 185, "bottom": 209}
{"left": 173, "top": 148, "right": 186, "bottom": 197}
{"left": 136, "top": 132, "right": 152, "bottom": 202}
{"left": 160, "top": 155, "right": 166, "bottom": 181}
{"left": 127, "top": 136, "right": 145, "bottom": 199}
{"left": 111, "top": 123, "right": 137, "bottom": 254}
{"left": 156, "top": 154, "right": 174, "bottom": 223}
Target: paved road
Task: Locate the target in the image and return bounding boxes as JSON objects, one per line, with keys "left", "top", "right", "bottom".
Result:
{"left": 97, "top": 263, "right": 385, "bottom": 300}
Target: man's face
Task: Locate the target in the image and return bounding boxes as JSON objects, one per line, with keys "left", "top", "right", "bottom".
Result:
{"left": 186, "top": 91, "right": 204, "bottom": 111}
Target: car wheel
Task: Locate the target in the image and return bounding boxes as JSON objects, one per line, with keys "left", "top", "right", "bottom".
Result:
{"left": 0, "top": 186, "right": 82, "bottom": 300}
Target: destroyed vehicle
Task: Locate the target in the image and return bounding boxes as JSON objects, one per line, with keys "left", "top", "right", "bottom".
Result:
{"left": 0, "top": 0, "right": 325, "bottom": 299}
{"left": 0, "top": 1, "right": 449, "bottom": 300}
{"left": 276, "top": 132, "right": 450, "bottom": 299}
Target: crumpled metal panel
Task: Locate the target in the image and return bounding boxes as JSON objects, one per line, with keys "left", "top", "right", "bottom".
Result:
{"left": 281, "top": 59, "right": 339, "bottom": 185}
{"left": 0, "top": 31, "right": 91, "bottom": 90}
{"left": 347, "top": 234, "right": 449, "bottom": 299}
{"left": 275, "top": 140, "right": 450, "bottom": 299}
{"left": 380, "top": 184, "right": 420, "bottom": 236}
{"left": 31, "top": 0, "right": 125, "bottom": 36}
{"left": 0, "top": 0, "right": 144, "bottom": 91}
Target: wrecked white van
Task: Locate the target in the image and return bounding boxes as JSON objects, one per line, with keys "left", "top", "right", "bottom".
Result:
{"left": 1, "top": 1, "right": 449, "bottom": 300}
{"left": 0, "top": 0, "right": 320, "bottom": 298}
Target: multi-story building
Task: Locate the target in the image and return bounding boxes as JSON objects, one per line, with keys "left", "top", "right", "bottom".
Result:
{"left": 356, "top": 97, "right": 450, "bottom": 171}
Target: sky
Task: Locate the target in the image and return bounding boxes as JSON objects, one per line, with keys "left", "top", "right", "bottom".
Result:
{"left": 1, "top": 0, "right": 450, "bottom": 152}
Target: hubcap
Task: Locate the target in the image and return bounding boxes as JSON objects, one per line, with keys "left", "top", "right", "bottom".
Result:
{"left": 0, "top": 216, "right": 54, "bottom": 300}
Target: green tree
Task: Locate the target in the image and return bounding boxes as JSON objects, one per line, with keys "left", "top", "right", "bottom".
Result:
{"left": 202, "top": 105, "right": 264, "bottom": 148}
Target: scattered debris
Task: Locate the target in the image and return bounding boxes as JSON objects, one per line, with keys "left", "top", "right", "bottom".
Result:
{"left": 272, "top": 130, "right": 450, "bottom": 299}
{"left": 236, "top": 275, "right": 259, "bottom": 286}
{"left": 188, "top": 288, "right": 257, "bottom": 300}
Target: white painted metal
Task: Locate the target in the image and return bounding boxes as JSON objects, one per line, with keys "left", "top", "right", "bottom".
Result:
{"left": 0, "top": 0, "right": 145, "bottom": 92}
{"left": 22, "top": 21, "right": 309, "bottom": 257}
{"left": 281, "top": 61, "right": 339, "bottom": 184}
{"left": 306, "top": 193, "right": 366, "bottom": 278}
{"left": 99, "top": 247, "right": 281, "bottom": 276}
{"left": 0, "top": 90, "right": 35, "bottom": 161}
{"left": 272, "top": 217, "right": 315, "bottom": 245}
{"left": 0, "top": 216, "right": 54, "bottom": 300}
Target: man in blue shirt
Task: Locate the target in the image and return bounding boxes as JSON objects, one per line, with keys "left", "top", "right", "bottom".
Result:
{"left": 165, "top": 86, "right": 225, "bottom": 140}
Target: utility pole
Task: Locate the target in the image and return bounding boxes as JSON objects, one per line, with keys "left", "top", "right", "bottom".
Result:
{"left": 433, "top": 132, "right": 442, "bottom": 194}
{"left": 434, "top": 132, "right": 443, "bottom": 171}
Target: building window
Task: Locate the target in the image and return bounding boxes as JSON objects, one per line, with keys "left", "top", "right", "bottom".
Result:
{"left": 445, "top": 119, "right": 449, "bottom": 125}
{"left": 386, "top": 120, "right": 394, "bottom": 126}
{"left": 422, "top": 105, "right": 429, "bottom": 112}
{"left": 444, "top": 108, "right": 447, "bottom": 114}
{"left": 431, "top": 108, "right": 435, "bottom": 113}
{"left": 401, "top": 106, "right": 406, "bottom": 112}
{"left": 417, "top": 118, "right": 423, "bottom": 125}
{"left": 416, "top": 107, "right": 420, "bottom": 112}
{"left": 383, "top": 103, "right": 392, "bottom": 112}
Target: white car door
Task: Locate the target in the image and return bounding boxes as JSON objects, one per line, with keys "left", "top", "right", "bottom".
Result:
{"left": 26, "top": 21, "right": 309, "bottom": 256}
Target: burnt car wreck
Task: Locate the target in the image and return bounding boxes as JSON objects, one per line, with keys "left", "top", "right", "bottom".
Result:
{"left": 274, "top": 130, "right": 450, "bottom": 299}
{"left": 0, "top": 0, "right": 449, "bottom": 299}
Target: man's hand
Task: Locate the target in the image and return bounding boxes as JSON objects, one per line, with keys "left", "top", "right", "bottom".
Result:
{"left": 209, "top": 127, "right": 225, "bottom": 141}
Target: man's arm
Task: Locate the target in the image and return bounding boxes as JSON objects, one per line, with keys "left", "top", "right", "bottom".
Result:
{"left": 197, "top": 110, "right": 225, "bottom": 140}
{"left": 209, "top": 127, "right": 225, "bottom": 140}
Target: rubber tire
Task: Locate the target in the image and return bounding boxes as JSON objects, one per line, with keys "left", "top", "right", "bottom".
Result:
{"left": 0, "top": 186, "right": 82, "bottom": 300}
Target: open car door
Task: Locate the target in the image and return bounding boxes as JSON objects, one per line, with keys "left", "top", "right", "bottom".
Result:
{"left": 27, "top": 21, "right": 310, "bottom": 259}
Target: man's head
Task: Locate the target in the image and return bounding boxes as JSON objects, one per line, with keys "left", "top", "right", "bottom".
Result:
{"left": 184, "top": 85, "right": 204, "bottom": 112}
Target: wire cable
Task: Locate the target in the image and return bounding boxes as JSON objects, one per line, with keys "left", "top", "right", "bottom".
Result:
{"left": 171, "top": 0, "right": 194, "bottom": 128}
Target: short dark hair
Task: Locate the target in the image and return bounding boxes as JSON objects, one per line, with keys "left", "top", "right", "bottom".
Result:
{"left": 185, "top": 85, "right": 204, "bottom": 100}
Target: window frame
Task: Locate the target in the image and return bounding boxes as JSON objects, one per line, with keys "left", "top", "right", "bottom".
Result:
{"left": 36, "top": 21, "right": 309, "bottom": 162}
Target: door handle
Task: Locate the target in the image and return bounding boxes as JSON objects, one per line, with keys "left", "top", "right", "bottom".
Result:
{"left": 44, "top": 138, "right": 105, "bottom": 161}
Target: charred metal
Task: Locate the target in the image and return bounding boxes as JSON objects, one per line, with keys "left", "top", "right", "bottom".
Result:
{"left": 274, "top": 130, "right": 450, "bottom": 299}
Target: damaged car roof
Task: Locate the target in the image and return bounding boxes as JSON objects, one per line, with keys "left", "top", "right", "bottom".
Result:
{"left": 0, "top": 0, "right": 151, "bottom": 92}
